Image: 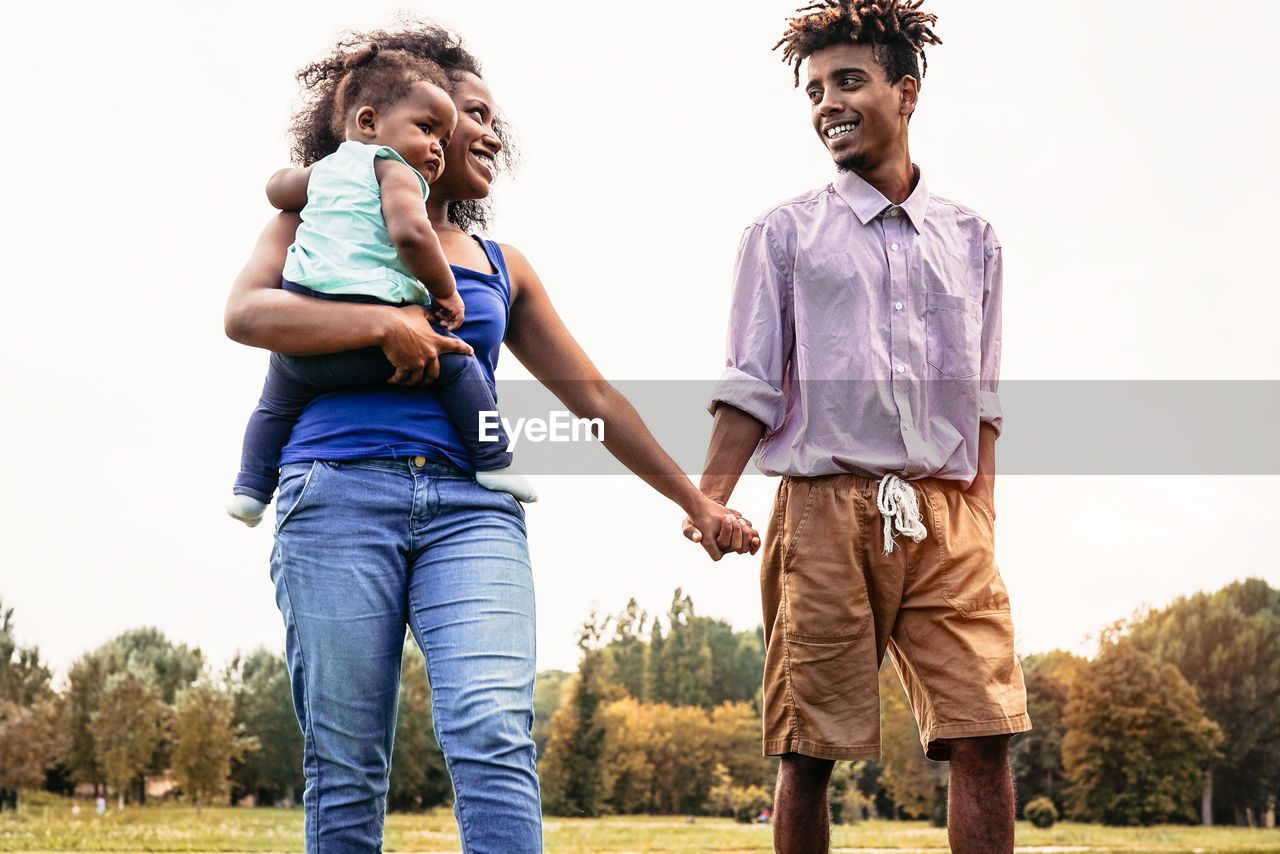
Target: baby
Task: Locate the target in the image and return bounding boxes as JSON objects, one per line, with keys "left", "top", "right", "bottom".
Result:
{"left": 228, "top": 46, "right": 534, "bottom": 527}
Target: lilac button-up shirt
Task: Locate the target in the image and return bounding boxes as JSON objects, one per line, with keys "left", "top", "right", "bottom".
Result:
{"left": 711, "top": 167, "right": 1003, "bottom": 484}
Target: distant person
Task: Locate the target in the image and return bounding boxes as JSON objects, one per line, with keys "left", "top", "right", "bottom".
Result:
{"left": 686, "top": 1, "right": 1029, "bottom": 851}
{"left": 225, "top": 21, "right": 758, "bottom": 853}
{"left": 226, "top": 46, "right": 534, "bottom": 528}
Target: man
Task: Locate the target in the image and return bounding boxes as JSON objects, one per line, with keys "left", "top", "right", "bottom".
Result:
{"left": 686, "top": 2, "right": 1029, "bottom": 851}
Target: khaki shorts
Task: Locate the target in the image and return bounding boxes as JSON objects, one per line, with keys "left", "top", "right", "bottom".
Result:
{"left": 760, "top": 474, "right": 1030, "bottom": 761}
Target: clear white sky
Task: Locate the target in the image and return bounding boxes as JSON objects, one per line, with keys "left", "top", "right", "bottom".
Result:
{"left": 1, "top": 0, "right": 1278, "bottom": 680}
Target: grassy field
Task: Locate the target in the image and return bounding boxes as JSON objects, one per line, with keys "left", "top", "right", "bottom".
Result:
{"left": 2, "top": 797, "right": 1279, "bottom": 852}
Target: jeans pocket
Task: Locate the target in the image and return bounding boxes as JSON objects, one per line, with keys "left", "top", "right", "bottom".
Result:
{"left": 925, "top": 291, "right": 982, "bottom": 379}
{"left": 275, "top": 461, "right": 321, "bottom": 531}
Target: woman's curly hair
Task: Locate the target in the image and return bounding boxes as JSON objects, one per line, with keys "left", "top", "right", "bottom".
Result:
{"left": 288, "top": 20, "right": 517, "bottom": 232}
{"left": 774, "top": 0, "right": 941, "bottom": 88}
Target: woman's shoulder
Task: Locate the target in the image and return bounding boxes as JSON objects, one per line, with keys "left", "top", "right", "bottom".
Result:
{"left": 494, "top": 241, "right": 534, "bottom": 295}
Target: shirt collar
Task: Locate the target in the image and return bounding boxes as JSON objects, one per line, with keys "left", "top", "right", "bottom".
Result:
{"left": 833, "top": 165, "right": 930, "bottom": 232}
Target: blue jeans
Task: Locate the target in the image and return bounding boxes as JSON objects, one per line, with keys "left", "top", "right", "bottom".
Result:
{"left": 271, "top": 457, "right": 541, "bottom": 853}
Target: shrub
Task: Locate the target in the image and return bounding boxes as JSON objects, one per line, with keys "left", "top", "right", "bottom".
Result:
{"left": 1025, "top": 796, "right": 1058, "bottom": 828}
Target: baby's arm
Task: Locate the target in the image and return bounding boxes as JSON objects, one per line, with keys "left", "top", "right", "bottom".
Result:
{"left": 374, "top": 158, "right": 464, "bottom": 330}
{"left": 265, "top": 166, "right": 314, "bottom": 212}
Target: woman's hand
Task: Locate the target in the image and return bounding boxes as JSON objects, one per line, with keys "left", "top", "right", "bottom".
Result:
{"left": 379, "top": 304, "right": 474, "bottom": 386}
{"left": 681, "top": 494, "right": 760, "bottom": 562}
{"left": 225, "top": 214, "right": 472, "bottom": 385}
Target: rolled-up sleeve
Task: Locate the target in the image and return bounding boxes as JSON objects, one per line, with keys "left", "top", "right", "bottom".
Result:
{"left": 709, "top": 222, "right": 794, "bottom": 433}
{"left": 979, "top": 227, "right": 1004, "bottom": 435}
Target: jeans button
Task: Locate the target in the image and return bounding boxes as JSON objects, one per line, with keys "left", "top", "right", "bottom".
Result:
{"left": 413, "top": 456, "right": 426, "bottom": 467}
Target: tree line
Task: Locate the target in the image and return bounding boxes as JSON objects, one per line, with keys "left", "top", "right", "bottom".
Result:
{"left": 1015, "top": 577, "right": 1280, "bottom": 827}
{"left": 538, "top": 581, "right": 1280, "bottom": 827}
{"left": 0, "top": 604, "right": 458, "bottom": 814}
{"left": 2, "top": 578, "right": 1277, "bottom": 825}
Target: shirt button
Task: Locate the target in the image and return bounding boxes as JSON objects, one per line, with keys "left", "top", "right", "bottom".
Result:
{"left": 896, "top": 365, "right": 905, "bottom": 373}
{"left": 888, "top": 208, "right": 900, "bottom": 217}
{"left": 894, "top": 301, "right": 903, "bottom": 311}
{"left": 890, "top": 243, "right": 900, "bottom": 251}
{"left": 413, "top": 456, "right": 427, "bottom": 467}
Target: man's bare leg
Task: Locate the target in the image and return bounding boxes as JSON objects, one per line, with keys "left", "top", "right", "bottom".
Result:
{"left": 947, "top": 735, "right": 1015, "bottom": 854}
{"left": 774, "top": 753, "right": 835, "bottom": 854}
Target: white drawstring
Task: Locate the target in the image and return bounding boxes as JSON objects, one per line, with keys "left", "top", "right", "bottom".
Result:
{"left": 876, "top": 474, "right": 927, "bottom": 555}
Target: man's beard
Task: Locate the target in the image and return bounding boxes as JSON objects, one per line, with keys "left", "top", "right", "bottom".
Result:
{"left": 835, "top": 153, "right": 868, "bottom": 173}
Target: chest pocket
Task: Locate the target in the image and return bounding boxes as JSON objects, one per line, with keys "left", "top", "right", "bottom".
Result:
{"left": 925, "top": 291, "right": 982, "bottom": 379}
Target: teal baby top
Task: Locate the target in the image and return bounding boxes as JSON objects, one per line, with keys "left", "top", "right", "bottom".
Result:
{"left": 282, "top": 140, "right": 430, "bottom": 304}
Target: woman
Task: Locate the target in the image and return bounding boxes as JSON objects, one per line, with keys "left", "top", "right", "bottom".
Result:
{"left": 224, "top": 23, "right": 757, "bottom": 853}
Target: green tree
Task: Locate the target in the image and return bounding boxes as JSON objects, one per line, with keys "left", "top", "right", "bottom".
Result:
{"left": 706, "top": 761, "right": 772, "bottom": 822}
{"left": 650, "top": 590, "right": 711, "bottom": 708}
{"left": 92, "top": 666, "right": 167, "bottom": 811}
{"left": 0, "top": 599, "right": 52, "bottom": 708}
{"left": 1126, "top": 578, "right": 1280, "bottom": 825}
{"left": 1012, "top": 650, "right": 1083, "bottom": 816}
{"left": 388, "top": 642, "right": 451, "bottom": 811}
{"left": 879, "top": 663, "right": 944, "bottom": 821}
{"left": 227, "top": 649, "right": 302, "bottom": 807}
{"left": 539, "top": 613, "right": 610, "bottom": 816}
{"left": 647, "top": 617, "right": 667, "bottom": 702}
{"left": 63, "top": 649, "right": 108, "bottom": 791}
{"left": 606, "top": 599, "right": 649, "bottom": 702}
{"left": 608, "top": 592, "right": 761, "bottom": 709}
{"left": 64, "top": 628, "right": 203, "bottom": 797}
{"left": 1063, "top": 640, "right": 1222, "bottom": 825}
{"left": 0, "top": 598, "right": 58, "bottom": 809}
{"left": 704, "top": 620, "right": 765, "bottom": 708}
{"left": 829, "top": 761, "right": 882, "bottom": 823}
{"left": 171, "top": 680, "right": 258, "bottom": 815}
{"left": 532, "top": 669, "right": 570, "bottom": 759}
{"left": 0, "top": 697, "right": 61, "bottom": 808}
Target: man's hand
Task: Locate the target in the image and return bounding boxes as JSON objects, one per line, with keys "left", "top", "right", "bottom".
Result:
{"left": 964, "top": 421, "right": 998, "bottom": 518}
{"left": 964, "top": 478, "right": 995, "bottom": 520}
{"left": 681, "top": 494, "right": 761, "bottom": 561}
{"left": 379, "top": 304, "right": 473, "bottom": 386}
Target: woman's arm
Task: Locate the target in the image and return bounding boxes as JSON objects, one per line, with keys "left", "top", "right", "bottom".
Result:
{"left": 224, "top": 213, "right": 471, "bottom": 385}
{"left": 500, "top": 243, "right": 758, "bottom": 560}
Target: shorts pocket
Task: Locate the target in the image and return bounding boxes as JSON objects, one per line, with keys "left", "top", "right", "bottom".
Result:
{"left": 925, "top": 292, "right": 982, "bottom": 379}
{"left": 962, "top": 491, "right": 995, "bottom": 525}
{"left": 928, "top": 491, "right": 1010, "bottom": 618}
{"left": 782, "top": 487, "right": 870, "bottom": 643}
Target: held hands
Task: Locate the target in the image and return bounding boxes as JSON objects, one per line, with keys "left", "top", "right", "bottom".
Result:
{"left": 380, "top": 304, "right": 473, "bottom": 386}
{"left": 682, "top": 494, "right": 761, "bottom": 562}
{"left": 429, "top": 291, "right": 466, "bottom": 332}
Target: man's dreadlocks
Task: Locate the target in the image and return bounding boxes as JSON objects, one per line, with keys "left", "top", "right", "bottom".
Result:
{"left": 774, "top": 0, "right": 941, "bottom": 88}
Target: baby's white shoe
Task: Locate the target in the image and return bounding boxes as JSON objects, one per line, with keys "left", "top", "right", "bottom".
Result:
{"left": 226, "top": 494, "right": 268, "bottom": 527}
{"left": 475, "top": 468, "right": 538, "bottom": 503}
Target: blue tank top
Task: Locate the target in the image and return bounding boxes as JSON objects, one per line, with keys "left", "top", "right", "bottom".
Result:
{"left": 279, "top": 238, "right": 512, "bottom": 472}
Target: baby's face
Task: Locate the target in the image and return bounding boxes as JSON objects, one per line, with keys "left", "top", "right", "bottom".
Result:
{"left": 374, "top": 81, "right": 458, "bottom": 183}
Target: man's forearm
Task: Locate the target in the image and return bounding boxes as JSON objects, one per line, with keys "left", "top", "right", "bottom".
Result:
{"left": 699, "top": 404, "right": 767, "bottom": 505}
{"left": 965, "top": 421, "right": 998, "bottom": 513}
